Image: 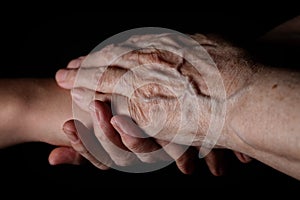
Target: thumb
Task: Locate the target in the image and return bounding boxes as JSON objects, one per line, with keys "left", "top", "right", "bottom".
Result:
{"left": 55, "top": 69, "right": 78, "bottom": 89}
{"left": 55, "top": 56, "right": 86, "bottom": 89}
{"left": 48, "top": 146, "right": 85, "bottom": 165}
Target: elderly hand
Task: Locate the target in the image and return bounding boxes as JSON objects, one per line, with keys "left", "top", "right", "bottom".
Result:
{"left": 55, "top": 31, "right": 253, "bottom": 174}
{"left": 54, "top": 56, "right": 201, "bottom": 174}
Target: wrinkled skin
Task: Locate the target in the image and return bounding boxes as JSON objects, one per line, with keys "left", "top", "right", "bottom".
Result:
{"left": 72, "top": 33, "right": 257, "bottom": 147}
{"left": 55, "top": 32, "right": 253, "bottom": 175}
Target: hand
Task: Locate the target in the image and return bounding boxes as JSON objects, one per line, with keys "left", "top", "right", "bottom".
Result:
{"left": 52, "top": 98, "right": 251, "bottom": 175}
{"left": 54, "top": 56, "right": 200, "bottom": 174}
{"left": 54, "top": 96, "right": 250, "bottom": 175}
{"left": 56, "top": 32, "right": 257, "bottom": 149}
{"left": 62, "top": 100, "right": 202, "bottom": 174}
{"left": 55, "top": 31, "right": 253, "bottom": 174}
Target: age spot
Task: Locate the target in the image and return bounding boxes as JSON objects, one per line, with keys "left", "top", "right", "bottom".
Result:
{"left": 272, "top": 84, "right": 278, "bottom": 89}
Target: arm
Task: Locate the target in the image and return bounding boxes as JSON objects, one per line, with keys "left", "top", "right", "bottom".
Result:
{"left": 0, "top": 77, "right": 202, "bottom": 174}
{"left": 197, "top": 34, "right": 300, "bottom": 179}
{"left": 0, "top": 78, "right": 72, "bottom": 148}
{"left": 228, "top": 66, "right": 300, "bottom": 179}
{"left": 0, "top": 78, "right": 100, "bottom": 167}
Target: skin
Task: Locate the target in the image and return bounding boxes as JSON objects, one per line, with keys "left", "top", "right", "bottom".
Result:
{"left": 56, "top": 33, "right": 300, "bottom": 180}
{"left": 0, "top": 35, "right": 251, "bottom": 176}
{"left": 0, "top": 78, "right": 89, "bottom": 165}
{"left": 0, "top": 78, "right": 72, "bottom": 148}
{"left": 229, "top": 67, "right": 300, "bottom": 178}
{"left": 0, "top": 78, "right": 217, "bottom": 174}
{"left": 57, "top": 54, "right": 252, "bottom": 175}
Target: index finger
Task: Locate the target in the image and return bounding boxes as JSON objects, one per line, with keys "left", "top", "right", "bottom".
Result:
{"left": 67, "top": 56, "right": 86, "bottom": 69}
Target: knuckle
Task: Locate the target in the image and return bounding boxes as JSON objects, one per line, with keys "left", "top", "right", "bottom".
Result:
{"left": 71, "top": 140, "right": 89, "bottom": 155}
{"left": 176, "top": 152, "right": 189, "bottom": 164}
{"left": 113, "top": 152, "right": 136, "bottom": 167}
{"left": 65, "top": 69, "right": 76, "bottom": 82}
{"left": 76, "top": 146, "right": 89, "bottom": 155}
{"left": 67, "top": 58, "right": 81, "bottom": 68}
{"left": 93, "top": 161, "right": 110, "bottom": 170}
{"left": 137, "top": 153, "right": 156, "bottom": 163}
{"left": 114, "top": 159, "right": 132, "bottom": 167}
{"left": 127, "top": 140, "right": 144, "bottom": 152}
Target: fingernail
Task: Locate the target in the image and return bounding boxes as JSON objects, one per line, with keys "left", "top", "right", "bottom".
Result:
{"left": 56, "top": 69, "right": 69, "bottom": 82}
{"left": 71, "top": 88, "right": 84, "bottom": 102}
{"left": 110, "top": 116, "right": 134, "bottom": 137}
{"left": 89, "top": 101, "right": 102, "bottom": 126}
{"left": 110, "top": 117, "right": 119, "bottom": 128}
{"left": 63, "top": 127, "right": 79, "bottom": 142}
{"left": 88, "top": 101, "right": 96, "bottom": 112}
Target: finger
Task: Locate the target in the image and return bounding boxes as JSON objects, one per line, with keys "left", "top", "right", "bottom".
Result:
{"left": 69, "top": 65, "right": 127, "bottom": 93}
{"left": 202, "top": 148, "right": 228, "bottom": 176}
{"left": 56, "top": 66, "right": 110, "bottom": 91}
{"left": 125, "top": 33, "right": 206, "bottom": 50}
{"left": 70, "top": 44, "right": 131, "bottom": 92}
{"left": 56, "top": 66, "right": 100, "bottom": 90}
{"left": 55, "top": 68, "right": 79, "bottom": 89}
{"left": 233, "top": 151, "right": 252, "bottom": 163}
{"left": 80, "top": 44, "right": 124, "bottom": 68}
{"left": 63, "top": 119, "right": 111, "bottom": 170}
{"left": 74, "top": 51, "right": 181, "bottom": 93}
{"left": 67, "top": 34, "right": 212, "bottom": 94}
{"left": 155, "top": 139, "right": 197, "bottom": 174}
{"left": 55, "top": 56, "right": 85, "bottom": 88}
{"left": 71, "top": 88, "right": 111, "bottom": 112}
{"left": 189, "top": 33, "right": 217, "bottom": 46}
{"left": 48, "top": 146, "right": 84, "bottom": 165}
{"left": 67, "top": 56, "right": 86, "bottom": 69}
{"left": 79, "top": 34, "right": 187, "bottom": 69}
{"left": 93, "top": 51, "right": 180, "bottom": 94}
{"left": 111, "top": 115, "right": 171, "bottom": 163}
{"left": 89, "top": 101, "right": 137, "bottom": 166}
{"left": 65, "top": 51, "right": 180, "bottom": 94}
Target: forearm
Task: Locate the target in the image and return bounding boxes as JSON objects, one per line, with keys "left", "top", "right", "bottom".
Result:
{"left": 228, "top": 66, "right": 300, "bottom": 179}
{"left": 0, "top": 78, "right": 72, "bottom": 148}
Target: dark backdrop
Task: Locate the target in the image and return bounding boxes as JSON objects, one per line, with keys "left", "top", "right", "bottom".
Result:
{"left": 0, "top": 12, "right": 299, "bottom": 191}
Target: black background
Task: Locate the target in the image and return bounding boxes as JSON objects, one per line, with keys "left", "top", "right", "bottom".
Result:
{"left": 0, "top": 11, "right": 299, "bottom": 191}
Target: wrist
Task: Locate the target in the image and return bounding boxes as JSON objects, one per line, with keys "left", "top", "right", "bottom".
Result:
{"left": 228, "top": 66, "right": 300, "bottom": 155}
{"left": 23, "top": 79, "right": 72, "bottom": 146}
{"left": 0, "top": 78, "right": 73, "bottom": 148}
{"left": 191, "top": 33, "right": 263, "bottom": 150}
{"left": 0, "top": 82, "right": 32, "bottom": 147}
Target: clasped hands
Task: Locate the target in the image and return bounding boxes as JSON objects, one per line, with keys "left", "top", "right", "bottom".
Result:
{"left": 52, "top": 32, "right": 252, "bottom": 175}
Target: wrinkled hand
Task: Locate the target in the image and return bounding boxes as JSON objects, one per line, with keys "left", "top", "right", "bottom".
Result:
{"left": 57, "top": 33, "right": 255, "bottom": 147}
{"left": 54, "top": 32, "right": 253, "bottom": 174}
{"left": 53, "top": 56, "right": 200, "bottom": 174}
